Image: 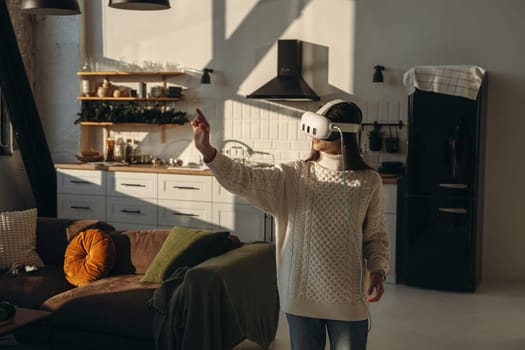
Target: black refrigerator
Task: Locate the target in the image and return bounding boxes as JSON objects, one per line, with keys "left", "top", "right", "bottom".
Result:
{"left": 397, "top": 78, "right": 487, "bottom": 292}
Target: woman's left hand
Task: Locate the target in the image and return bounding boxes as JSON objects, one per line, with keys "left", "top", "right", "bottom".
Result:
{"left": 365, "top": 271, "right": 385, "bottom": 302}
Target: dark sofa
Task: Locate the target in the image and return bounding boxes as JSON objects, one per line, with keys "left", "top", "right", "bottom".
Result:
{"left": 0, "top": 217, "right": 279, "bottom": 350}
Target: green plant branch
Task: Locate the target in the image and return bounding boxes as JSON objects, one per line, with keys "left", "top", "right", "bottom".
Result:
{"left": 75, "top": 102, "right": 188, "bottom": 125}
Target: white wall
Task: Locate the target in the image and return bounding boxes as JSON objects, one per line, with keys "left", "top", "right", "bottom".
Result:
{"left": 29, "top": 0, "right": 525, "bottom": 282}
{"left": 352, "top": 0, "right": 525, "bottom": 282}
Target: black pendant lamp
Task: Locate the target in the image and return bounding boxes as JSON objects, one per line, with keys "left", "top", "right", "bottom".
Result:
{"left": 109, "top": 0, "right": 171, "bottom": 10}
{"left": 21, "top": 0, "right": 81, "bottom": 15}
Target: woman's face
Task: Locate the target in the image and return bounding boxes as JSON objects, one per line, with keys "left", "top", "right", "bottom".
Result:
{"left": 312, "top": 138, "right": 341, "bottom": 155}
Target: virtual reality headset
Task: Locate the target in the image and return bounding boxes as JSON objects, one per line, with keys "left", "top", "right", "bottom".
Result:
{"left": 300, "top": 99, "right": 361, "bottom": 141}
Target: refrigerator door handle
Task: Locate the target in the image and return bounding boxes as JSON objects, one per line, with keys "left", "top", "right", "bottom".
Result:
{"left": 439, "top": 183, "right": 468, "bottom": 189}
{"left": 439, "top": 208, "right": 468, "bottom": 214}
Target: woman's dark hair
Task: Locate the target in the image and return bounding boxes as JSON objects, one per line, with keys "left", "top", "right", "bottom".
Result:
{"left": 305, "top": 101, "right": 372, "bottom": 171}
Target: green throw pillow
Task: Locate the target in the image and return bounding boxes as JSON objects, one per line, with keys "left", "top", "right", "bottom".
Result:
{"left": 141, "top": 226, "right": 230, "bottom": 283}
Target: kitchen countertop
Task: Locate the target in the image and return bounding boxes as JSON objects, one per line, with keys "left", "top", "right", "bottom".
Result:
{"left": 55, "top": 162, "right": 213, "bottom": 176}
{"left": 55, "top": 163, "right": 400, "bottom": 183}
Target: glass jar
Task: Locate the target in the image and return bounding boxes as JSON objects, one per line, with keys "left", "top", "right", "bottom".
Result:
{"left": 113, "top": 137, "right": 126, "bottom": 162}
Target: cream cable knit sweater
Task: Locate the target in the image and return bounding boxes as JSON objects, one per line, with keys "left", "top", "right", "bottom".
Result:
{"left": 207, "top": 151, "right": 389, "bottom": 321}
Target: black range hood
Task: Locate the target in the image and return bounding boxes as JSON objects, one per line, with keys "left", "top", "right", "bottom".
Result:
{"left": 247, "top": 40, "right": 320, "bottom": 101}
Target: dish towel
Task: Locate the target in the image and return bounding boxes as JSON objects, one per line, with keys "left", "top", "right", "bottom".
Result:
{"left": 402, "top": 65, "right": 486, "bottom": 100}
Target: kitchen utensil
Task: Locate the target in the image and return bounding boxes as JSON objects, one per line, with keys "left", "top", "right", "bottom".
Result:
{"left": 167, "top": 86, "right": 182, "bottom": 97}
{"left": 105, "top": 139, "right": 115, "bottom": 161}
{"left": 385, "top": 125, "right": 400, "bottom": 153}
{"left": 151, "top": 86, "right": 164, "bottom": 98}
{"left": 368, "top": 122, "right": 383, "bottom": 151}
{"left": 138, "top": 82, "right": 147, "bottom": 98}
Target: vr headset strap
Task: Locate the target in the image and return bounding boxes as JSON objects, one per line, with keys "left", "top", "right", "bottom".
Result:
{"left": 330, "top": 122, "right": 361, "bottom": 133}
{"left": 316, "top": 98, "right": 348, "bottom": 116}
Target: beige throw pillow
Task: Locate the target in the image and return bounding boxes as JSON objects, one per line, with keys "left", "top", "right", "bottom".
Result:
{"left": 0, "top": 208, "right": 44, "bottom": 271}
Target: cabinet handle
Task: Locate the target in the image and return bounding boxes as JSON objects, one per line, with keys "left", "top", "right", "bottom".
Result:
{"left": 439, "top": 183, "right": 468, "bottom": 189}
{"left": 70, "top": 180, "right": 90, "bottom": 184}
{"left": 121, "top": 209, "right": 142, "bottom": 214}
{"left": 172, "top": 212, "right": 199, "bottom": 217}
{"left": 121, "top": 183, "right": 146, "bottom": 187}
{"left": 438, "top": 208, "right": 467, "bottom": 214}
{"left": 172, "top": 186, "right": 199, "bottom": 190}
{"left": 70, "top": 206, "right": 90, "bottom": 210}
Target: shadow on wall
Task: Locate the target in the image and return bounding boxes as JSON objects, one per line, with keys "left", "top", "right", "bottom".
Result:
{"left": 85, "top": 0, "right": 362, "bottom": 156}
{"left": 0, "top": 153, "right": 35, "bottom": 211}
{"left": 205, "top": 0, "right": 359, "bottom": 118}
{"left": 81, "top": 1, "right": 370, "bottom": 235}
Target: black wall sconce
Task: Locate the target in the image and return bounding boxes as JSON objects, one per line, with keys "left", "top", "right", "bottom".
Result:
{"left": 373, "top": 65, "right": 384, "bottom": 83}
{"left": 200, "top": 68, "right": 213, "bottom": 84}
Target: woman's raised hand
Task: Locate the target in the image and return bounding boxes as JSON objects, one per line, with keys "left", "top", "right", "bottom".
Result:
{"left": 192, "top": 108, "right": 216, "bottom": 162}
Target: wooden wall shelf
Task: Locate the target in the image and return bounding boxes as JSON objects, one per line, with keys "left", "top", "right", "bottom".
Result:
{"left": 77, "top": 71, "right": 184, "bottom": 78}
{"left": 79, "top": 121, "right": 187, "bottom": 127}
{"left": 78, "top": 97, "right": 184, "bottom": 102}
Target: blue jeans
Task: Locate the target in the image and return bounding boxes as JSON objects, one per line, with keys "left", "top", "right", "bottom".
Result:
{"left": 286, "top": 313, "right": 368, "bottom": 350}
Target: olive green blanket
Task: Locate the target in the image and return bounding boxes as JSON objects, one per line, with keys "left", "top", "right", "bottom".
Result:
{"left": 150, "top": 242, "right": 280, "bottom": 350}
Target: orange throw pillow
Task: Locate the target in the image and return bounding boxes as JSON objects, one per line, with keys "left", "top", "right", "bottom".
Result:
{"left": 64, "top": 229, "right": 116, "bottom": 287}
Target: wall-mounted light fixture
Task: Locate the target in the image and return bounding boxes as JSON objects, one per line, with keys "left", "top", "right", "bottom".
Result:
{"left": 200, "top": 68, "right": 213, "bottom": 84}
{"left": 373, "top": 65, "right": 385, "bottom": 83}
{"left": 21, "top": 0, "right": 81, "bottom": 15}
{"left": 108, "top": 0, "right": 170, "bottom": 11}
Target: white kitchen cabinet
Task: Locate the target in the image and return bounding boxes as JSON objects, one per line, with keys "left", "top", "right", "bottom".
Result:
{"left": 106, "top": 171, "right": 158, "bottom": 198}
{"left": 383, "top": 183, "right": 397, "bottom": 283}
{"left": 212, "top": 202, "right": 266, "bottom": 242}
{"left": 158, "top": 199, "right": 213, "bottom": 230}
{"left": 211, "top": 178, "right": 268, "bottom": 242}
{"left": 57, "top": 168, "right": 271, "bottom": 237}
{"left": 158, "top": 174, "right": 212, "bottom": 201}
{"left": 106, "top": 196, "right": 158, "bottom": 227}
{"left": 57, "top": 193, "right": 106, "bottom": 221}
{"left": 211, "top": 178, "right": 249, "bottom": 204}
{"left": 57, "top": 169, "right": 106, "bottom": 196}
{"left": 105, "top": 171, "right": 158, "bottom": 230}
{"left": 157, "top": 174, "right": 213, "bottom": 230}
{"left": 57, "top": 169, "right": 106, "bottom": 220}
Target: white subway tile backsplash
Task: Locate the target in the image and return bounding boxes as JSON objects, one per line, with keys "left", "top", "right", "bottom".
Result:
{"left": 250, "top": 104, "right": 260, "bottom": 140}
{"left": 113, "top": 98, "right": 409, "bottom": 166}
{"left": 269, "top": 119, "right": 279, "bottom": 140}
{"left": 378, "top": 101, "right": 389, "bottom": 121}
{"left": 232, "top": 118, "right": 243, "bottom": 139}
{"left": 259, "top": 118, "right": 270, "bottom": 140}
{"left": 232, "top": 100, "right": 243, "bottom": 121}
{"left": 367, "top": 101, "right": 379, "bottom": 122}
{"left": 278, "top": 119, "right": 289, "bottom": 140}
{"left": 260, "top": 104, "right": 270, "bottom": 120}
{"left": 241, "top": 105, "right": 252, "bottom": 139}
{"left": 291, "top": 140, "right": 311, "bottom": 151}
{"left": 223, "top": 100, "right": 233, "bottom": 139}
{"left": 389, "top": 101, "right": 400, "bottom": 122}
{"left": 243, "top": 123, "right": 252, "bottom": 140}
{"left": 269, "top": 105, "right": 279, "bottom": 121}
{"left": 288, "top": 117, "right": 299, "bottom": 140}
{"left": 272, "top": 140, "right": 291, "bottom": 150}
{"left": 251, "top": 119, "right": 260, "bottom": 140}
{"left": 279, "top": 151, "right": 302, "bottom": 162}
{"left": 253, "top": 140, "right": 272, "bottom": 150}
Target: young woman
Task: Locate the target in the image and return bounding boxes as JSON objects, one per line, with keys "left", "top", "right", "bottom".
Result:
{"left": 192, "top": 101, "right": 389, "bottom": 350}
